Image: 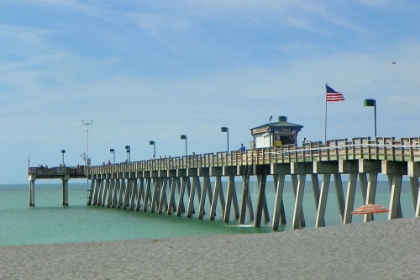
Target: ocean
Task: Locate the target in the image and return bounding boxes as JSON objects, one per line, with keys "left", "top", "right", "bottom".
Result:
{"left": 0, "top": 180, "right": 416, "bottom": 246}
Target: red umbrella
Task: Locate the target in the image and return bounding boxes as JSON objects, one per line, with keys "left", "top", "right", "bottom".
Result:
{"left": 351, "top": 203, "right": 389, "bottom": 215}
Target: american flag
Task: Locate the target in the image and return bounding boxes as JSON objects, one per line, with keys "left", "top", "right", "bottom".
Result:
{"left": 326, "top": 85, "right": 345, "bottom": 102}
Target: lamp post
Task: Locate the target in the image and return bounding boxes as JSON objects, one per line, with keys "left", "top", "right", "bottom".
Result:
{"left": 61, "top": 150, "right": 65, "bottom": 166}
{"left": 82, "top": 120, "right": 93, "bottom": 166}
{"left": 110, "top": 149, "right": 115, "bottom": 164}
{"left": 364, "top": 99, "right": 377, "bottom": 138}
{"left": 180, "top": 135, "right": 187, "bottom": 156}
{"left": 125, "top": 145, "right": 130, "bottom": 162}
{"left": 149, "top": 141, "right": 156, "bottom": 158}
{"left": 221, "top": 127, "right": 229, "bottom": 153}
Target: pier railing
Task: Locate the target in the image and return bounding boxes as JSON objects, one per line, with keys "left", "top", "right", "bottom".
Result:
{"left": 27, "top": 136, "right": 420, "bottom": 177}
{"left": 85, "top": 136, "right": 420, "bottom": 175}
{"left": 28, "top": 166, "right": 86, "bottom": 178}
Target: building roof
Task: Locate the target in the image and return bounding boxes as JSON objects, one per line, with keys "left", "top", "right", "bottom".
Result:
{"left": 250, "top": 116, "right": 303, "bottom": 135}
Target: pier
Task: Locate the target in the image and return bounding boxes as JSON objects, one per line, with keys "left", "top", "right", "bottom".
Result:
{"left": 27, "top": 166, "right": 86, "bottom": 206}
{"left": 28, "top": 136, "right": 420, "bottom": 230}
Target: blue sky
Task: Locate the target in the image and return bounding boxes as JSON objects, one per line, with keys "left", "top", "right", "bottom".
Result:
{"left": 1, "top": 0, "right": 419, "bottom": 183}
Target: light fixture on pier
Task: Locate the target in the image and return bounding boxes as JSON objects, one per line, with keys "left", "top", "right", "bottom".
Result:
{"left": 61, "top": 150, "right": 66, "bottom": 166}
{"left": 221, "top": 127, "right": 229, "bottom": 153}
{"left": 125, "top": 145, "right": 130, "bottom": 162}
{"left": 364, "top": 99, "right": 377, "bottom": 138}
{"left": 110, "top": 149, "right": 115, "bottom": 164}
{"left": 149, "top": 141, "right": 156, "bottom": 158}
{"left": 82, "top": 120, "right": 93, "bottom": 166}
{"left": 180, "top": 135, "right": 187, "bottom": 156}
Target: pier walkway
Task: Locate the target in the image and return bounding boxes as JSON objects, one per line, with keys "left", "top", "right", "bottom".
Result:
{"left": 28, "top": 136, "right": 420, "bottom": 230}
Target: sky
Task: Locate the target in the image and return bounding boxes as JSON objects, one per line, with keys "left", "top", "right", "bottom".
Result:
{"left": 1, "top": 0, "right": 419, "bottom": 183}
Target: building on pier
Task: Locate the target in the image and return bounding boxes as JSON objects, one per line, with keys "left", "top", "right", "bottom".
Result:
{"left": 250, "top": 116, "right": 303, "bottom": 148}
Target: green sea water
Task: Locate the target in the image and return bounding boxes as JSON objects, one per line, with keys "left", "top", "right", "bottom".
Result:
{"left": 0, "top": 180, "right": 415, "bottom": 246}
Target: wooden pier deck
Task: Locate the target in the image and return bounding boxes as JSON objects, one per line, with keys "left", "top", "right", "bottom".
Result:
{"left": 28, "top": 136, "right": 420, "bottom": 230}
{"left": 28, "top": 166, "right": 86, "bottom": 179}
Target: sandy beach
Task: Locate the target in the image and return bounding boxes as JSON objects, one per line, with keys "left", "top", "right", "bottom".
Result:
{"left": 1, "top": 217, "right": 420, "bottom": 280}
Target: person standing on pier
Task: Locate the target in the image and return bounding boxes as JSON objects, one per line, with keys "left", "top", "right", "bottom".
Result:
{"left": 239, "top": 143, "right": 246, "bottom": 152}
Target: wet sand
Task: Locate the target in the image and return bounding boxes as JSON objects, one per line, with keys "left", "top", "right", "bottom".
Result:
{"left": 1, "top": 218, "right": 420, "bottom": 279}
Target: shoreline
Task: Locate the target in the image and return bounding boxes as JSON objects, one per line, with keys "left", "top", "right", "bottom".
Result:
{"left": 2, "top": 217, "right": 420, "bottom": 279}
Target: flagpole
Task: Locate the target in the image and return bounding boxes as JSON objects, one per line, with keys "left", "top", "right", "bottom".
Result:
{"left": 324, "top": 83, "right": 328, "bottom": 144}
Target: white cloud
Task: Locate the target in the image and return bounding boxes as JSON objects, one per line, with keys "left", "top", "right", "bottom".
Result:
{"left": 25, "top": 0, "right": 108, "bottom": 17}
{"left": 0, "top": 25, "right": 49, "bottom": 48}
{"left": 0, "top": 0, "right": 419, "bottom": 183}
{"left": 132, "top": 13, "right": 192, "bottom": 36}
{"left": 352, "top": 0, "right": 395, "bottom": 7}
